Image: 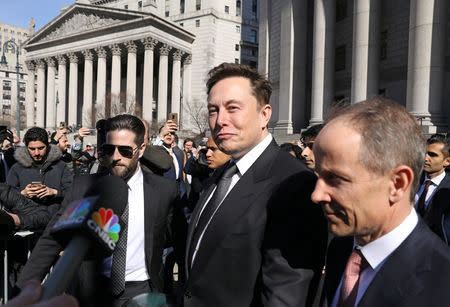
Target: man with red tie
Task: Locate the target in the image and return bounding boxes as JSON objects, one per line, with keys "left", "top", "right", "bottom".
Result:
{"left": 312, "top": 98, "right": 450, "bottom": 307}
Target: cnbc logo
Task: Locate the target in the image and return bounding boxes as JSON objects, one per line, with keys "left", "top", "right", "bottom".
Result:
{"left": 87, "top": 207, "right": 121, "bottom": 249}
{"left": 54, "top": 197, "right": 96, "bottom": 229}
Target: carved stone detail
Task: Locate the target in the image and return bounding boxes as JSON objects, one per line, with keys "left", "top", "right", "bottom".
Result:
{"left": 36, "top": 59, "right": 46, "bottom": 69}
{"left": 184, "top": 54, "right": 192, "bottom": 65}
{"left": 159, "top": 43, "right": 170, "bottom": 56}
{"left": 56, "top": 55, "right": 67, "bottom": 65}
{"left": 110, "top": 44, "right": 121, "bottom": 56}
{"left": 68, "top": 52, "right": 79, "bottom": 64}
{"left": 82, "top": 49, "right": 94, "bottom": 61}
{"left": 25, "top": 60, "right": 36, "bottom": 71}
{"left": 173, "top": 50, "right": 183, "bottom": 61}
{"left": 95, "top": 46, "right": 107, "bottom": 58}
{"left": 141, "top": 37, "right": 157, "bottom": 50}
{"left": 46, "top": 57, "right": 56, "bottom": 67}
{"left": 125, "top": 41, "right": 137, "bottom": 53}
{"left": 40, "top": 12, "right": 126, "bottom": 42}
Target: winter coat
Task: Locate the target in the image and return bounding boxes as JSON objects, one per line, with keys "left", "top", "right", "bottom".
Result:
{"left": 6, "top": 144, "right": 73, "bottom": 221}
{"left": 0, "top": 183, "right": 50, "bottom": 230}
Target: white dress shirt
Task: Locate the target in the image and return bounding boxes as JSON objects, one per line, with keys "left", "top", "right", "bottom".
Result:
{"left": 191, "top": 134, "right": 273, "bottom": 266}
{"left": 331, "top": 208, "right": 418, "bottom": 307}
{"left": 414, "top": 171, "right": 446, "bottom": 209}
{"left": 153, "top": 136, "right": 180, "bottom": 179}
{"left": 103, "top": 167, "right": 150, "bottom": 281}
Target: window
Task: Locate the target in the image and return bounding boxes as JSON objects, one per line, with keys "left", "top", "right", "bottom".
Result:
{"left": 235, "top": 44, "right": 239, "bottom": 51}
{"left": 236, "top": 25, "right": 240, "bottom": 33}
{"left": 180, "top": 22, "right": 184, "bottom": 27}
{"left": 250, "top": 29, "right": 257, "bottom": 43}
{"left": 166, "top": 11, "right": 170, "bottom": 17}
{"left": 196, "top": 0, "right": 201, "bottom": 10}
{"left": 235, "top": 58, "right": 239, "bottom": 64}
{"left": 380, "top": 30, "right": 388, "bottom": 60}
{"left": 225, "top": 5, "right": 229, "bottom": 13}
{"left": 124, "top": 4, "right": 128, "bottom": 9}
{"left": 165, "top": 0, "right": 170, "bottom": 16}
{"left": 195, "top": 19, "right": 200, "bottom": 27}
{"left": 336, "top": 0, "right": 347, "bottom": 22}
{"left": 180, "top": 0, "right": 185, "bottom": 13}
{"left": 335, "top": 45, "right": 346, "bottom": 71}
{"left": 138, "top": 1, "right": 142, "bottom": 9}
{"left": 251, "top": 0, "right": 257, "bottom": 19}
{"left": 236, "top": 0, "right": 241, "bottom": 16}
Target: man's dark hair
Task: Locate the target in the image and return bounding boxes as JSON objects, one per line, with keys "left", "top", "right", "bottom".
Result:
{"left": 24, "top": 127, "right": 49, "bottom": 147}
{"left": 301, "top": 124, "right": 324, "bottom": 142}
{"left": 206, "top": 63, "right": 272, "bottom": 108}
{"left": 280, "top": 143, "right": 302, "bottom": 159}
{"left": 427, "top": 134, "right": 449, "bottom": 157}
{"left": 105, "top": 114, "right": 145, "bottom": 146}
{"left": 184, "top": 138, "right": 196, "bottom": 148}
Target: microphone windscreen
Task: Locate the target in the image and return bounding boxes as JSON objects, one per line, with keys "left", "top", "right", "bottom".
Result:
{"left": 85, "top": 175, "right": 128, "bottom": 216}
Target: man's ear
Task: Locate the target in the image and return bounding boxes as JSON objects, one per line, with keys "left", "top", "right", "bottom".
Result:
{"left": 443, "top": 156, "right": 450, "bottom": 168}
{"left": 260, "top": 104, "right": 272, "bottom": 128}
{"left": 138, "top": 143, "right": 146, "bottom": 159}
{"left": 389, "top": 165, "right": 414, "bottom": 204}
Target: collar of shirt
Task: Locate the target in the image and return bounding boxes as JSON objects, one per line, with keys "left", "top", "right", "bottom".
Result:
{"left": 233, "top": 134, "right": 273, "bottom": 176}
{"left": 356, "top": 208, "right": 418, "bottom": 270}
{"left": 127, "top": 166, "right": 143, "bottom": 192}
{"left": 426, "top": 171, "right": 446, "bottom": 187}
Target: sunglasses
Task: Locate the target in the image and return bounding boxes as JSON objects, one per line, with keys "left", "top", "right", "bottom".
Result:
{"left": 101, "top": 144, "right": 138, "bottom": 159}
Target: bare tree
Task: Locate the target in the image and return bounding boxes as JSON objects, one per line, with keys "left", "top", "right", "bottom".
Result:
{"left": 183, "top": 99, "right": 209, "bottom": 135}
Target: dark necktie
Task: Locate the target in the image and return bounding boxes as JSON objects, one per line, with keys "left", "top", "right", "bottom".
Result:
{"left": 110, "top": 202, "right": 129, "bottom": 296}
{"left": 417, "top": 180, "right": 432, "bottom": 217}
{"left": 338, "top": 249, "right": 369, "bottom": 307}
{"left": 188, "top": 162, "right": 238, "bottom": 265}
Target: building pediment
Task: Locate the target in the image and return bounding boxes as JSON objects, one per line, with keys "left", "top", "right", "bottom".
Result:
{"left": 26, "top": 3, "right": 149, "bottom": 46}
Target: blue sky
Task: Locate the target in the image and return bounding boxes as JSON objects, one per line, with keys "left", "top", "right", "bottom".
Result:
{"left": 0, "top": 0, "right": 75, "bottom": 30}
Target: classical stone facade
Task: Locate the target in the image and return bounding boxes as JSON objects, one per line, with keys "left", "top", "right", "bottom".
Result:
{"left": 24, "top": 3, "right": 194, "bottom": 130}
{"left": 260, "top": 0, "right": 450, "bottom": 135}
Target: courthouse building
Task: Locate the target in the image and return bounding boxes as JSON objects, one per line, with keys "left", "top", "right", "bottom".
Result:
{"left": 260, "top": 0, "right": 450, "bottom": 134}
{"left": 22, "top": 0, "right": 258, "bottom": 135}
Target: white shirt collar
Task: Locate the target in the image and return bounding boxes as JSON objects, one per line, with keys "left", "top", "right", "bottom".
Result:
{"left": 357, "top": 208, "right": 418, "bottom": 269}
{"left": 127, "top": 166, "right": 143, "bottom": 191}
{"left": 233, "top": 134, "right": 273, "bottom": 176}
{"left": 425, "top": 171, "right": 446, "bottom": 186}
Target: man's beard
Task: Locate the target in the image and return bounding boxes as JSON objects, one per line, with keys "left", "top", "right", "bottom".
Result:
{"left": 109, "top": 153, "right": 140, "bottom": 181}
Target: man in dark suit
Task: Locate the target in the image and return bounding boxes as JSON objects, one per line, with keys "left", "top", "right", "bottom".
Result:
{"left": 16, "top": 114, "right": 183, "bottom": 307}
{"left": 183, "top": 63, "right": 327, "bottom": 306}
{"left": 415, "top": 134, "right": 450, "bottom": 244}
{"left": 312, "top": 98, "right": 450, "bottom": 307}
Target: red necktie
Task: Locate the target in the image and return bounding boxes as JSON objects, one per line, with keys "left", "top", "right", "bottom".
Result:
{"left": 338, "top": 249, "right": 369, "bottom": 307}
{"left": 417, "top": 180, "right": 432, "bottom": 217}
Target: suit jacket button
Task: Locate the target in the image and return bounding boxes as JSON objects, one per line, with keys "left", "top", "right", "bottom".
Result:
{"left": 185, "top": 291, "right": 192, "bottom": 298}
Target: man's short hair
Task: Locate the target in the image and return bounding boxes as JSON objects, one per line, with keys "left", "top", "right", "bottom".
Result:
{"left": 184, "top": 138, "right": 196, "bottom": 148}
{"left": 206, "top": 63, "right": 272, "bottom": 108}
{"left": 427, "top": 134, "right": 449, "bottom": 157}
{"left": 301, "top": 124, "right": 324, "bottom": 142}
{"left": 327, "top": 97, "right": 426, "bottom": 201}
{"left": 105, "top": 114, "right": 145, "bottom": 146}
{"left": 24, "top": 127, "right": 49, "bottom": 147}
{"left": 280, "top": 143, "right": 302, "bottom": 159}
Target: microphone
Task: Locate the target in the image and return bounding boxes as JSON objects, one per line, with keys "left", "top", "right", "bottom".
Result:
{"left": 40, "top": 175, "right": 128, "bottom": 301}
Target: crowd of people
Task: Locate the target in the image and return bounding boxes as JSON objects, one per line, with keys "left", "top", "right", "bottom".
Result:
{"left": 1, "top": 63, "right": 449, "bottom": 307}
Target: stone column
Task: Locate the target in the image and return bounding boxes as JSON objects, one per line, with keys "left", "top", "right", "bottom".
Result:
{"left": 351, "top": 0, "right": 380, "bottom": 104}
{"left": 310, "top": 0, "right": 335, "bottom": 125}
{"left": 46, "top": 57, "right": 56, "bottom": 129}
{"left": 25, "top": 61, "right": 36, "bottom": 128}
{"left": 95, "top": 47, "right": 107, "bottom": 120}
{"left": 182, "top": 54, "right": 192, "bottom": 129}
{"left": 125, "top": 41, "right": 137, "bottom": 114}
{"left": 56, "top": 55, "right": 67, "bottom": 125}
{"left": 81, "top": 50, "right": 94, "bottom": 127}
{"left": 406, "top": 0, "right": 448, "bottom": 133}
{"left": 68, "top": 52, "right": 79, "bottom": 126}
{"left": 258, "top": 0, "right": 270, "bottom": 75}
{"left": 171, "top": 50, "right": 182, "bottom": 116}
{"left": 110, "top": 44, "right": 122, "bottom": 115}
{"left": 10, "top": 72, "right": 18, "bottom": 130}
{"left": 141, "top": 37, "right": 157, "bottom": 123}
{"left": 36, "top": 59, "right": 46, "bottom": 128}
{"left": 157, "top": 44, "right": 170, "bottom": 123}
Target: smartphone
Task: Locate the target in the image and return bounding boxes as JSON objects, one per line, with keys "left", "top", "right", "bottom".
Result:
{"left": 89, "top": 129, "right": 96, "bottom": 136}
{"left": 60, "top": 122, "right": 66, "bottom": 128}
{"left": 168, "top": 113, "right": 178, "bottom": 126}
{"left": 31, "top": 181, "right": 42, "bottom": 186}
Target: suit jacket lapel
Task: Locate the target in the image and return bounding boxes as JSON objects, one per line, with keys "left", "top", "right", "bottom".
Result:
{"left": 187, "top": 142, "right": 279, "bottom": 284}
{"left": 143, "top": 172, "right": 159, "bottom": 272}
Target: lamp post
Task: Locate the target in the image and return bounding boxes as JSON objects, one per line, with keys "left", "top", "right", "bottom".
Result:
{"left": 55, "top": 91, "right": 59, "bottom": 130}
{"left": 0, "top": 39, "right": 21, "bottom": 138}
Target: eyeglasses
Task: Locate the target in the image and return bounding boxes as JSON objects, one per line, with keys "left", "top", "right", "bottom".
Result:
{"left": 100, "top": 144, "right": 138, "bottom": 159}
